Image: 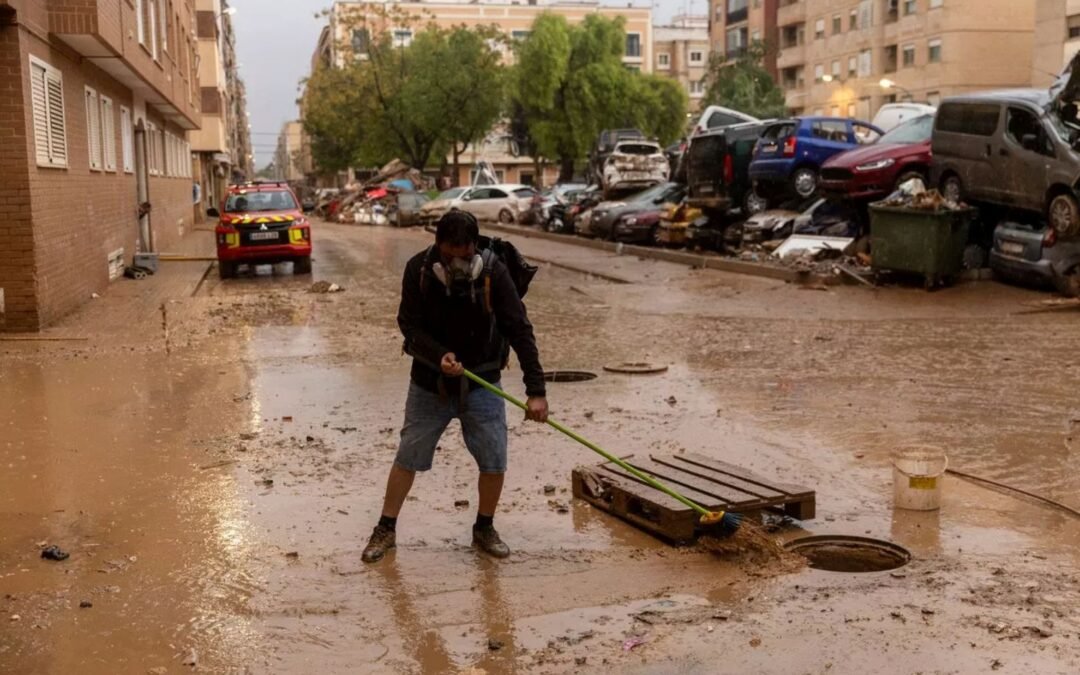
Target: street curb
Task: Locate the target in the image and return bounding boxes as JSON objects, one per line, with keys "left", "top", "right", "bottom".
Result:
{"left": 480, "top": 222, "right": 803, "bottom": 283}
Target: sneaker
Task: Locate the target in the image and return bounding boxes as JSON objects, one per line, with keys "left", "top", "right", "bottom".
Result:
{"left": 361, "top": 525, "right": 396, "bottom": 563}
{"left": 472, "top": 525, "right": 510, "bottom": 559}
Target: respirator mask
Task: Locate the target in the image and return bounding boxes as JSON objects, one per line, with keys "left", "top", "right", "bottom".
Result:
{"left": 432, "top": 254, "right": 484, "bottom": 296}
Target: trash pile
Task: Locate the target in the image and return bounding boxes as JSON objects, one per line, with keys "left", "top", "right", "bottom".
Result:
{"left": 317, "top": 159, "right": 433, "bottom": 225}
{"left": 877, "top": 177, "right": 966, "bottom": 211}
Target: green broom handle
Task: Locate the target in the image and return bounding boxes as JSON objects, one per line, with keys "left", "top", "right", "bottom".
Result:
{"left": 462, "top": 369, "right": 710, "bottom": 517}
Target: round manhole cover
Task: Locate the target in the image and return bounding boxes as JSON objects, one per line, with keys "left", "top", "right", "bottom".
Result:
{"left": 785, "top": 535, "right": 911, "bottom": 573}
{"left": 542, "top": 370, "right": 598, "bottom": 383}
{"left": 602, "top": 362, "right": 669, "bottom": 375}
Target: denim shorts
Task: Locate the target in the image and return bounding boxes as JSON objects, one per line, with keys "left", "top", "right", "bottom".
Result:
{"left": 394, "top": 380, "right": 508, "bottom": 474}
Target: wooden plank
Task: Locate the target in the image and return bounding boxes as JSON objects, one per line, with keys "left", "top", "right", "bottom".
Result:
{"left": 621, "top": 457, "right": 774, "bottom": 508}
{"left": 674, "top": 453, "right": 815, "bottom": 499}
{"left": 648, "top": 455, "right": 788, "bottom": 500}
{"left": 597, "top": 463, "right": 742, "bottom": 507}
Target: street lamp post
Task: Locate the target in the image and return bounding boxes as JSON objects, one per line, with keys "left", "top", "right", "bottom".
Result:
{"left": 879, "top": 78, "right": 914, "bottom": 100}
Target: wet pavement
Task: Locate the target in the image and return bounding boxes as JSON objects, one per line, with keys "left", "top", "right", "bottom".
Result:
{"left": 2, "top": 222, "right": 1079, "bottom": 674}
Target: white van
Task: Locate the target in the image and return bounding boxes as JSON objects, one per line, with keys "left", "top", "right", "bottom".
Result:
{"left": 872, "top": 103, "right": 937, "bottom": 132}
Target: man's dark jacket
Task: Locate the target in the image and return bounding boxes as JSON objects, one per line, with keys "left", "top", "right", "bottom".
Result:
{"left": 398, "top": 249, "right": 546, "bottom": 398}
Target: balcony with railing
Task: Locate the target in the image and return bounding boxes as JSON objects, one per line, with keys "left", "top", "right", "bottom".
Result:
{"left": 778, "top": 0, "right": 806, "bottom": 25}
{"left": 726, "top": 0, "right": 749, "bottom": 25}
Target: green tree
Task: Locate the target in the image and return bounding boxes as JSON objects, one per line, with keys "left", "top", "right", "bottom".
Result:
{"left": 701, "top": 41, "right": 786, "bottom": 120}
{"left": 511, "top": 13, "right": 688, "bottom": 182}
{"left": 303, "top": 6, "right": 505, "bottom": 174}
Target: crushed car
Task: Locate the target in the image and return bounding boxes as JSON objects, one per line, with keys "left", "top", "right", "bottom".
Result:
{"left": 583, "top": 182, "right": 685, "bottom": 243}
{"left": 601, "top": 140, "right": 670, "bottom": 198}
{"left": 686, "top": 120, "right": 770, "bottom": 216}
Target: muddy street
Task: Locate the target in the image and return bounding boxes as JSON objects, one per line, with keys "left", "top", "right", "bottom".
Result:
{"left": 2, "top": 223, "right": 1080, "bottom": 674}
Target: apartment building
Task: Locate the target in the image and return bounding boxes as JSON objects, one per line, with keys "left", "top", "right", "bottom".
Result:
{"left": 274, "top": 120, "right": 307, "bottom": 183}
{"left": 0, "top": 0, "right": 201, "bottom": 331}
{"left": 764, "top": 0, "right": 1035, "bottom": 121}
{"left": 654, "top": 14, "right": 711, "bottom": 112}
{"left": 1033, "top": 0, "right": 1080, "bottom": 88}
{"left": 313, "top": 0, "right": 652, "bottom": 187}
{"left": 323, "top": 0, "right": 653, "bottom": 71}
{"left": 191, "top": 0, "right": 251, "bottom": 219}
{"left": 709, "top": 0, "right": 779, "bottom": 77}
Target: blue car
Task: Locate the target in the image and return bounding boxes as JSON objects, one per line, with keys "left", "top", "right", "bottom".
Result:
{"left": 749, "top": 117, "right": 884, "bottom": 200}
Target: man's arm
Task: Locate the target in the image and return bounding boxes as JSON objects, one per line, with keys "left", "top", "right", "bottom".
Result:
{"left": 490, "top": 264, "right": 546, "bottom": 398}
{"left": 398, "top": 259, "right": 450, "bottom": 368}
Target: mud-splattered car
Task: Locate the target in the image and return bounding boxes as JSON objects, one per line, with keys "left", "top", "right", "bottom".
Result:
{"left": 601, "top": 140, "right": 670, "bottom": 198}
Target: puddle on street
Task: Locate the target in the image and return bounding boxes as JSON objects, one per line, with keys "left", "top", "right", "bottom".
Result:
{"left": 0, "top": 348, "right": 261, "bottom": 673}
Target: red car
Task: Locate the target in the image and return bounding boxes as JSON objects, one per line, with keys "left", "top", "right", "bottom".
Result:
{"left": 209, "top": 181, "right": 312, "bottom": 279}
{"left": 818, "top": 114, "right": 935, "bottom": 201}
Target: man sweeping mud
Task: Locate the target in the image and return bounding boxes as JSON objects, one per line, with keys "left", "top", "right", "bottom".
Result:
{"left": 362, "top": 210, "right": 548, "bottom": 563}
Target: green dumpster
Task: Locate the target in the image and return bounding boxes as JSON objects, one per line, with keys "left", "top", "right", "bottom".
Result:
{"left": 869, "top": 204, "right": 976, "bottom": 289}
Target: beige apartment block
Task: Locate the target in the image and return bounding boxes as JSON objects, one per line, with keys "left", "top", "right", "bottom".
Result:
{"left": 654, "top": 14, "right": 711, "bottom": 112}
{"left": 710, "top": 0, "right": 779, "bottom": 78}
{"left": 1033, "top": 0, "right": 1080, "bottom": 88}
{"left": 774, "top": 0, "right": 1034, "bottom": 121}
{"left": 322, "top": 0, "right": 653, "bottom": 71}
{"left": 274, "top": 121, "right": 307, "bottom": 183}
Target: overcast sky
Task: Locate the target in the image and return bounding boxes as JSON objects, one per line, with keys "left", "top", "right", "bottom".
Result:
{"left": 230, "top": 0, "right": 706, "bottom": 166}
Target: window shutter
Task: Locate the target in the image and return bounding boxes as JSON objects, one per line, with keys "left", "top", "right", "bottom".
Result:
{"left": 121, "top": 106, "right": 133, "bottom": 172}
{"left": 30, "top": 63, "right": 50, "bottom": 166}
{"left": 101, "top": 97, "right": 116, "bottom": 171}
{"left": 85, "top": 88, "right": 102, "bottom": 170}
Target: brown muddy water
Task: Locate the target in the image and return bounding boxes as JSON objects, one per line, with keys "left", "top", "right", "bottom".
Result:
{"left": 2, "top": 223, "right": 1080, "bottom": 674}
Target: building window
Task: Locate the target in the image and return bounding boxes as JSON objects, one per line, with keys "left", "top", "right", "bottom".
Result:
{"left": 160, "top": 0, "right": 169, "bottom": 54}
{"left": 884, "top": 44, "right": 897, "bottom": 73}
{"left": 858, "top": 49, "right": 872, "bottom": 77}
{"left": 392, "top": 29, "right": 413, "bottom": 48}
{"left": 625, "top": 33, "right": 642, "bottom": 58}
{"left": 833, "top": 15, "right": 842, "bottom": 35}
{"left": 136, "top": 0, "right": 145, "bottom": 45}
{"left": 814, "top": 64, "right": 825, "bottom": 83}
{"left": 850, "top": 9, "right": 858, "bottom": 30}
{"left": 511, "top": 30, "right": 531, "bottom": 41}
{"left": 886, "top": 0, "right": 899, "bottom": 24}
{"left": 830, "top": 105, "right": 840, "bottom": 117}
{"left": 904, "top": 0, "right": 917, "bottom": 14}
{"left": 752, "top": 29, "right": 760, "bottom": 42}
{"left": 848, "top": 55, "right": 858, "bottom": 78}
{"left": 690, "top": 50, "right": 704, "bottom": 64}
{"left": 930, "top": 0, "right": 943, "bottom": 7}
{"left": 657, "top": 53, "right": 670, "bottom": 69}
{"left": 847, "top": 103, "right": 857, "bottom": 118}
{"left": 928, "top": 38, "right": 942, "bottom": 63}
{"left": 815, "top": 19, "right": 825, "bottom": 40}
{"left": 727, "top": 0, "right": 749, "bottom": 23}
{"left": 147, "top": 121, "right": 157, "bottom": 175}
{"left": 689, "top": 80, "right": 705, "bottom": 96}
{"left": 831, "top": 61, "right": 840, "bottom": 77}
{"left": 85, "top": 87, "right": 102, "bottom": 171}
{"left": 726, "top": 26, "right": 748, "bottom": 57}
{"left": 120, "top": 106, "right": 133, "bottom": 173}
{"left": 351, "top": 29, "right": 370, "bottom": 55}
{"left": 29, "top": 57, "right": 68, "bottom": 169}
{"left": 100, "top": 95, "right": 116, "bottom": 172}
{"left": 858, "top": 0, "right": 874, "bottom": 29}
{"left": 902, "top": 44, "right": 915, "bottom": 67}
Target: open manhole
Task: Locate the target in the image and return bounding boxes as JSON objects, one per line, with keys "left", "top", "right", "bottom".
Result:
{"left": 785, "top": 535, "right": 911, "bottom": 573}
{"left": 542, "top": 370, "right": 598, "bottom": 383}
{"left": 602, "top": 362, "right": 669, "bottom": 375}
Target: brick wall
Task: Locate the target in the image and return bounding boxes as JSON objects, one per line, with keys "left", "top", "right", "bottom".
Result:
{"left": 2, "top": 16, "right": 197, "bottom": 331}
{"left": 0, "top": 22, "right": 39, "bottom": 330}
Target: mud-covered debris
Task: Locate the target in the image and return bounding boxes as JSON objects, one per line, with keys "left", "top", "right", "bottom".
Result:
{"left": 622, "top": 637, "right": 646, "bottom": 651}
{"left": 309, "top": 281, "right": 344, "bottom": 294}
{"left": 665, "top": 396, "right": 677, "bottom": 406}
{"left": 284, "top": 551, "right": 299, "bottom": 559}
{"left": 749, "top": 637, "right": 762, "bottom": 647}
{"left": 548, "top": 500, "right": 569, "bottom": 514}
{"left": 332, "top": 426, "right": 358, "bottom": 434}
{"left": 282, "top": 416, "right": 293, "bottom": 423}
{"left": 575, "top": 657, "right": 587, "bottom": 666}
{"left": 991, "top": 660, "right": 1004, "bottom": 671}
{"left": 454, "top": 499, "right": 470, "bottom": 509}
{"left": 9, "top": 614, "right": 20, "bottom": 622}
{"left": 40, "top": 545, "right": 69, "bottom": 561}
{"left": 181, "top": 648, "right": 198, "bottom": 667}
{"left": 79, "top": 600, "right": 92, "bottom": 609}
{"left": 239, "top": 432, "right": 257, "bottom": 441}
{"left": 584, "top": 410, "right": 594, "bottom": 419}
{"left": 487, "top": 638, "right": 504, "bottom": 651}
{"left": 543, "top": 485, "right": 556, "bottom": 495}
{"left": 257, "top": 478, "right": 274, "bottom": 488}
{"left": 305, "top": 435, "right": 315, "bottom": 442}
{"left": 921, "top": 608, "right": 935, "bottom": 615}
{"left": 148, "top": 668, "right": 168, "bottom": 675}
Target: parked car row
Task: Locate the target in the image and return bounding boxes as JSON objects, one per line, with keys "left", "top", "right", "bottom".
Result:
{"left": 417, "top": 184, "right": 538, "bottom": 225}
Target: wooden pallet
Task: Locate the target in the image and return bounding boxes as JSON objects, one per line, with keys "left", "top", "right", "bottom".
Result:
{"left": 571, "top": 452, "right": 815, "bottom": 544}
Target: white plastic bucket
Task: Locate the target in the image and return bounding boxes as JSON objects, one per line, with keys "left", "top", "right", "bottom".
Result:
{"left": 893, "top": 449, "right": 948, "bottom": 511}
